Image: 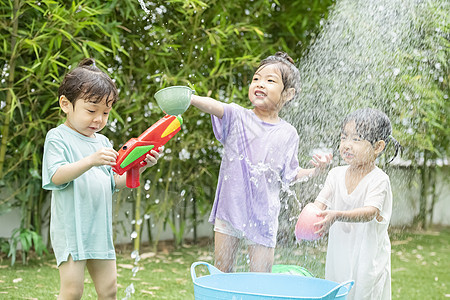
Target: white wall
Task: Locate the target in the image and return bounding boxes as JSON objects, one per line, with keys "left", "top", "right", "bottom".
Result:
{"left": 112, "top": 201, "right": 213, "bottom": 245}
{"left": 389, "top": 167, "right": 450, "bottom": 226}
{"left": 1, "top": 167, "right": 448, "bottom": 248}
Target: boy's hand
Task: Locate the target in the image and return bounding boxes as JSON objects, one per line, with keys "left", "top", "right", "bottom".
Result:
{"left": 144, "top": 149, "right": 160, "bottom": 167}
{"left": 139, "top": 149, "right": 160, "bottom": 172}
{"left": 90, "top": 148, "right": 119, "bottom": 167}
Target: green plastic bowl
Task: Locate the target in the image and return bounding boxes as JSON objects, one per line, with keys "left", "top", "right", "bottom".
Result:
{"left": 154, "top": 86, "right": 193, "bottom": 115}
{"left": 272, "top": 264, "right": 314, "bottom": 277}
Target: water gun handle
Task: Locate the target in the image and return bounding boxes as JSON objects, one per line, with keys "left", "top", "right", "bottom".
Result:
{"left": 126, "top": 166, "right": 141, "bottom": 189}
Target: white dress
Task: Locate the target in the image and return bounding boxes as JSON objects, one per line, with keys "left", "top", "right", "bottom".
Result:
{"left": 316, "top": 166, "right": 392, "bottom": 300}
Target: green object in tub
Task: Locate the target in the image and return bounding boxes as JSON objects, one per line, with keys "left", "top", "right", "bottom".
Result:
{"left": 272, "top": 264, "right": 314, "bottom": 277}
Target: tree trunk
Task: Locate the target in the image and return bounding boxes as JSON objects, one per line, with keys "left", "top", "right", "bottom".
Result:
{"left": 134, "top": 186, "right": 142, "bottom": 252}
{"left": 417, "top": 151, "right": 429, "bottom": 229}
{"left": 192, "top": 197, "right": 197, "bottom": 243}
{"left": 146, "top": 217, "right": 153, "bottom": 246}
{"left": 427, "top": 166, "right": 437, "bottom": 228}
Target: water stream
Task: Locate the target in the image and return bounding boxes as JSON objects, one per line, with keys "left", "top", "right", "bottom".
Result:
{"left": 278, "top": 0, "right": 447, "bottom": 275}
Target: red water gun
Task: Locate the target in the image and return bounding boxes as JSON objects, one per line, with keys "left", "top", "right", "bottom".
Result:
{"left": 112, "top": 115, "right": 183, "bottom": 188}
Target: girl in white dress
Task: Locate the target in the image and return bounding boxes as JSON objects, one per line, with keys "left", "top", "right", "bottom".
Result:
{"left": 312, "top": 108, "right": 401, "bottom": 300}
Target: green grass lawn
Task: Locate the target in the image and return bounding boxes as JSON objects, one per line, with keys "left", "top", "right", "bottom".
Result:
{"left": 390, "top": 228, "right": 450, "bottom": 300}
{"left": 0, "top": 228, "right": 448, "bottom": 299}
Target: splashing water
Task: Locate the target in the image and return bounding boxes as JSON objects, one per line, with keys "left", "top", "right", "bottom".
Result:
{"left": 220, "top": 154, "right": 318, "bottom": 271}
{"left": 277, "top": 0, "right": 448, "bottom": 276}
{"left": 122, "top": 283, "right": 135, "bottom": 300}
{"left": 121, "top": 226, "right": 143, "bottom": 299}
{"left": 138, "top": 0, "right": 150, "bottom": 15}
{"left": 121, "top": 249, "right": 141, "bottom": 299}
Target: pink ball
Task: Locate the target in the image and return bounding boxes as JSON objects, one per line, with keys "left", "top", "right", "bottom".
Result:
{"left": 295, "top": 203, "right": 324, "bottom": 241}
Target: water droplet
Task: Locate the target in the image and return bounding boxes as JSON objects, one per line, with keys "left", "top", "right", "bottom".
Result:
{"left": 131, "top": 250, "right": 139, "bottom": 259}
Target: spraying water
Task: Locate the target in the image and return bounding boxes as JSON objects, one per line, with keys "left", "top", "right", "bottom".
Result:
{"left": 276, "top": 0, "right": 448, "bottom": 276}
{"left": 287, "top": 0, "right": 447, "bottom": 145}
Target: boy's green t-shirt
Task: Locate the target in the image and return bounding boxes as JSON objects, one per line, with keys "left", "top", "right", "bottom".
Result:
{"left": 42, "top": 124, "right": 116, "bottom": 266}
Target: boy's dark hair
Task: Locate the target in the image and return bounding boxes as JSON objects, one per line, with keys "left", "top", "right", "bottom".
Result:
{"left": 58, "top": 58, "right": 118, "bottom": 107}
{"left": 342, "top": 108, "right": 401, "bottom": 162}
{"left": 257, "top": 51, "right": 301, "bottom": 97}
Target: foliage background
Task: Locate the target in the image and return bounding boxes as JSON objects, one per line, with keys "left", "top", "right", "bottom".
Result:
{"left": 0, "top": 0, "right": 336, "bottom": 260}
{"left": 0, "top": 0, "right": 448, "bottom": 263}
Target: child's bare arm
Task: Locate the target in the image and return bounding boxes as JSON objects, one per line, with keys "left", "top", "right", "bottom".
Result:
{"left": 324, "top": 206, "right": 379, "bottom": 223}
{"left": 314, "top": 206, "right": 379, "bottom": 234}
{"left": 190, "top": 94, "right": 224, "bottom": 118}
{"left": 296, "top": 167, "right": 316, "bottom": 179}
{"left": 51, "top": 147, "right": 118, "bottom": 186}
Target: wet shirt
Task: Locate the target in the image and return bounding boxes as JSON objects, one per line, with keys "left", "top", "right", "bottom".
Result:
{"left": 42, "top": 124, "right": 116, "bottom": 266}
{"left": 317, "top": 166, "right": 392, "bottom": 300}
{"left": 209, "top": 103, "right": 301, "bottom": 248}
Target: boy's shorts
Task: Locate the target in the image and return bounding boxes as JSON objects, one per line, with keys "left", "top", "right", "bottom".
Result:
{"left": 214, "top": 218, "right": 256, "bottom": 245}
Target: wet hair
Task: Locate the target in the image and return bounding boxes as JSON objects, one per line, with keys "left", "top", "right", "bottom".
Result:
{"left": 256, "top": 51, "right": 301, "bottom": 98}
{"left": 342, "top": 108, "right": 401, "bottom": 163}
{"left": 58, "top": 58, "right": 118, "bottom": 107}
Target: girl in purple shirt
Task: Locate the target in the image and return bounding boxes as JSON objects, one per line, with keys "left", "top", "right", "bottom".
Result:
{"left": 191, "top": 52, "right": 332, "bottom": 273}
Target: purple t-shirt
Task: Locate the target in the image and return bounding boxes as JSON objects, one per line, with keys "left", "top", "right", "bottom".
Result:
{"left": 209, "top": 103, "right": 301, "bottom": 247}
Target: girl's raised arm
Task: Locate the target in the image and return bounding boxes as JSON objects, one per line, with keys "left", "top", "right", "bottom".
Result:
{"left": 190, "top": 94, "right": 224, "bottom": 118}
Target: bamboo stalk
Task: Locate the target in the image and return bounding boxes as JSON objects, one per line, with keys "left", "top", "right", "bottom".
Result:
{"left": 133, "top": 185, "right": 142, "bottom": 252}
{"left": 152, "top": 159, "right": 174, "bottom": 253}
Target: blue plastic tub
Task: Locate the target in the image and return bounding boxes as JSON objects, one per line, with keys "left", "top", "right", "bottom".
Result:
{"left": 191, "top": 262, "right": 354, "bottom": 300}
